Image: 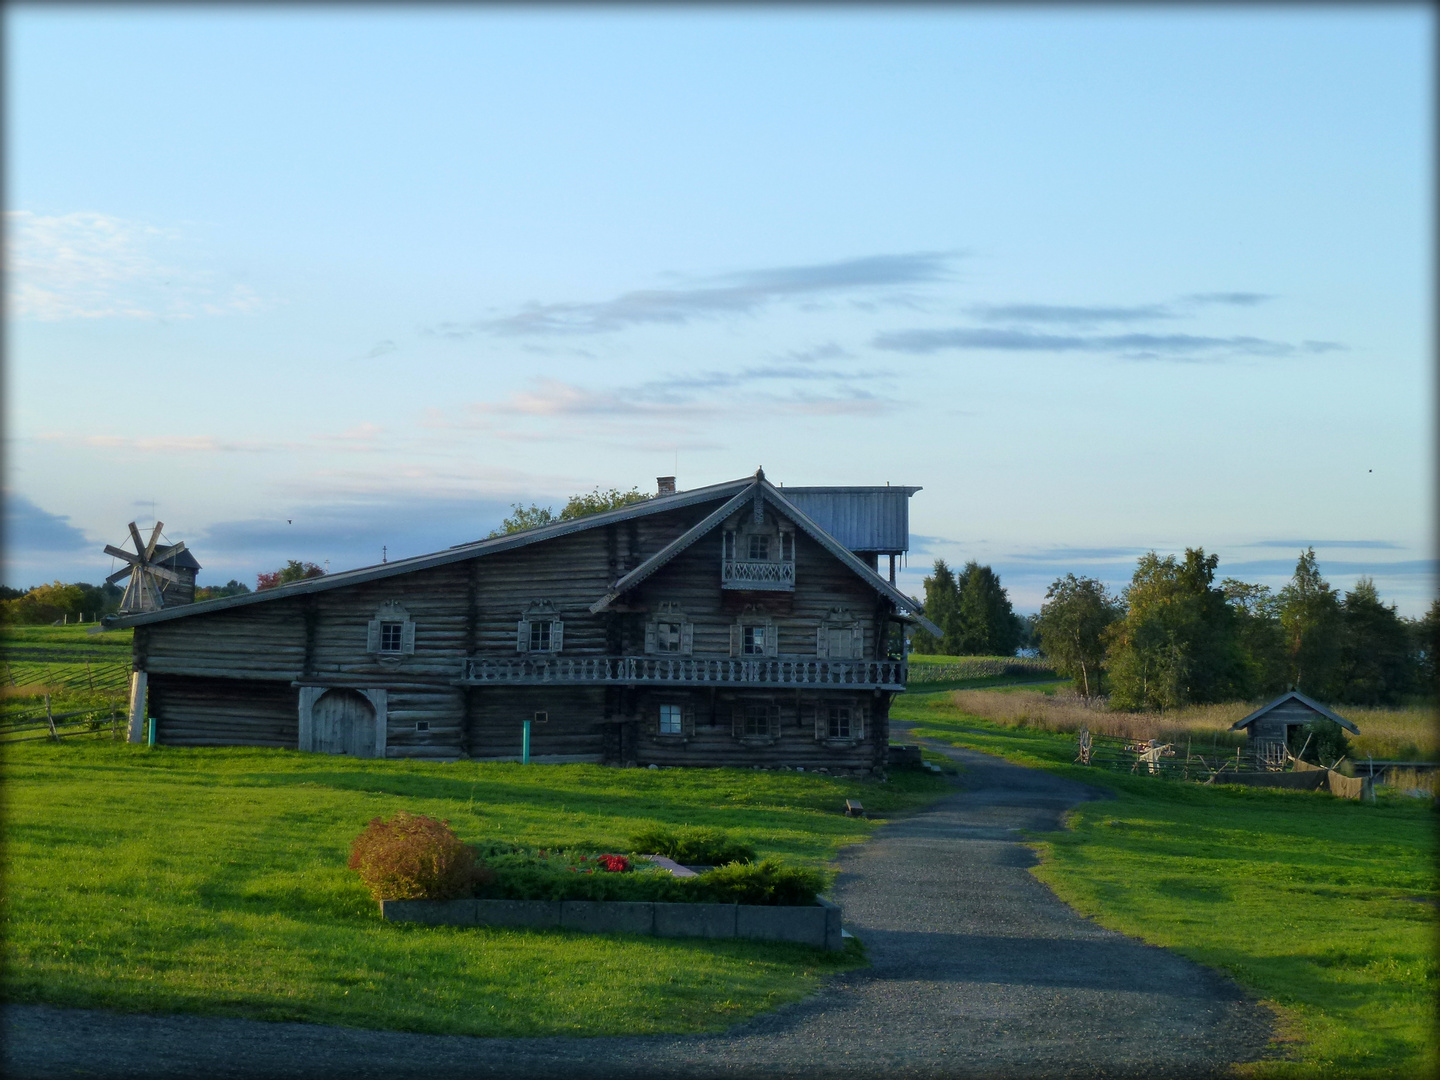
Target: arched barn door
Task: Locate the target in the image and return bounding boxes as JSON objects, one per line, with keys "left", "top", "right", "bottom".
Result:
{"left": 311, "top": 689, "right": 377, "bottom": 757}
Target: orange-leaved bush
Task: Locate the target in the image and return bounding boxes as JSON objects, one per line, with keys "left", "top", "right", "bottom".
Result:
{"left": 347, "top": 811, "right": 492, "bottom": 901}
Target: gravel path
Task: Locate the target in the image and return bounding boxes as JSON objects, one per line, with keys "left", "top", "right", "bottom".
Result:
{"left": 3, "top": 742, "right": 1273, "bottom": 1079}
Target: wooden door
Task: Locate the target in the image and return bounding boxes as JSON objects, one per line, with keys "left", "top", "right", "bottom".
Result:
{"left": 312, "top": 689, "right": 376, "bottom": 757}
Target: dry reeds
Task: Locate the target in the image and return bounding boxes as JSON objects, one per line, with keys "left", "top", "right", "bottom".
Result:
{"left": 950, "top": 690, "right": 1439, "bottom": 758}
{"left": 1380, "top": 767, "right": 1439, "bottom": 797}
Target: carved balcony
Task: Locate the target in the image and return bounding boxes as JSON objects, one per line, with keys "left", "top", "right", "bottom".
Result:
{"left": 720, "top": 558, "right": 795, "bottom": 591}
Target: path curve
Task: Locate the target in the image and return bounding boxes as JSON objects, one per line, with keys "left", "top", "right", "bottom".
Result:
{"left": 3, "top": 744, "right": 1273, "bottom": 1079}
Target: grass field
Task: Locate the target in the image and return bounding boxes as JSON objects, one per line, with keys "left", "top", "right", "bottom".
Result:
{"left": 1, "top": 738, "right": 947, "bottom": 1037}
{"left": 1, "top": 625, "right": 133, "bottom": 723}
{"left": 894, "top": 687, "right": 1439, "bottom": 1080}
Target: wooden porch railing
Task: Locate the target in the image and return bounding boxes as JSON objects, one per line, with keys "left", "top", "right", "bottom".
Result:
{"left": 459, "top": 655, "right": 907, "bottom": 689}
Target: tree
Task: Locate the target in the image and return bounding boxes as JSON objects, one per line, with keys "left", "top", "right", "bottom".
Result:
{"left": 1277, "top": 548, "right": 1342, "bottom": 698}
{"left": 1221, "top": 578, "right": 1288, "bottom": 698}
{"left": 1335, "top": 577, "right": 1412, "bottom": 705}
{"left": 950, "top": 561, "right": 1023, "bottom": 656}
{"left": 194, "top": 579, "right": 252, "bottom": 602}
{"left": 489, "top": 486, "right": 652, "bottom": 537}
{"left": 1105, "top": 549, "right": 1246, "bottom": 711}
{"left": 257, "top": 561, "right": 326, "bottom": 591}
{"left": 911, "top": 559, "right": 958, "bottom": 654}
{"left": 1412, "top": 597, "right": 1439, "bottom": 699}
{"left": 1035, "top": 574, "right": 1123, "bottom": 700}
{"left": 0, "top": 581, "right": 87, "bottom": 624}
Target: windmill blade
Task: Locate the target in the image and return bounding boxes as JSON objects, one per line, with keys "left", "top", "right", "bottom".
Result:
{"left": 152, "top": 541, "right": 188, "bottom": 564}
{"left": 144, "top": 521, "right": 165, "bottom": 561}
{"left": 106, "top": 566, "right": 136, "bottom": 586}
{"left": 143, "top": 563, "right": 183, "bottom": 585}
{"left": 128, "top": 522, "right": 146, "bottom": 560}
{"left": 104, "top": 544, "right": 140, "bottom": 564}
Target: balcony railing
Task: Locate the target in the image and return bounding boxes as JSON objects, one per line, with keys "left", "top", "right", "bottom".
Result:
{"left": 721, "top": 558, "right": 795, "bottom": 591}
{"left": 459, "top": 655, "right": 906, "bottom": 690}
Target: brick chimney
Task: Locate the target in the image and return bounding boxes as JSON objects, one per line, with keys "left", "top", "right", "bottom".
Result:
{"left": 656, "top": 476, "right": 676, "bottom": 497}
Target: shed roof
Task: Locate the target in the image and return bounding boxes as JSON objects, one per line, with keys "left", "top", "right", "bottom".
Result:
{"left": 777, "top": 486, "right": 919, "bottom": 553}
{"left": 108, "top": 471, "right": 936, "bottom": 631}
{"left": 1230, "top": 690, "right": 1359, "bottom": 734}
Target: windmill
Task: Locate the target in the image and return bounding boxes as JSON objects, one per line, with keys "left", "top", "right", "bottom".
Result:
{"left": 105, "top": 522, "right": 196, "bottom": 614}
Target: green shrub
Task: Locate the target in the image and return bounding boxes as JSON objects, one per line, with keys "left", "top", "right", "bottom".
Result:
{"left": 348, "top": 812, "right": 492, "bottom": 902}
{"left": 628, "top": 825, "right": 756, "bottom": 865}
{"left": 691, "top": 858, "right": 831, "bottom": 906}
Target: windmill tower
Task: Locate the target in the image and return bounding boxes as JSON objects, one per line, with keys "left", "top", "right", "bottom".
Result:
{"left": 105, "top": 522, "right": 201, "bottom": 614}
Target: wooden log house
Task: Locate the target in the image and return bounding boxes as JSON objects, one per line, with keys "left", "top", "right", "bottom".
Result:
{"left": 109, "top": 470, "right": 940, "bottom": 770}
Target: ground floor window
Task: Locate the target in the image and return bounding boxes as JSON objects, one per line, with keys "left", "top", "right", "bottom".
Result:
{"left": 828, "top": 705, "right": 852, "bottom": 739}
{"left": 659, "top": 703, "right": 683, "bottom": 735}
{"left": 744, "top": 703, "right": 770, "bottom": 737}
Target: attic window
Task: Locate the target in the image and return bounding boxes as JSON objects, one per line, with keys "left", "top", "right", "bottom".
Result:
{"left": 748, "top": 534, "right": 770, "bottom": 560}
{"left": 517, "top": 601, "right": 563, "bottom": 653}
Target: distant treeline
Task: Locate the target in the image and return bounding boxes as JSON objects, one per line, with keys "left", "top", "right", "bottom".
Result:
{"left": 916, "top": 548, "right": 1437, "bottom": 709}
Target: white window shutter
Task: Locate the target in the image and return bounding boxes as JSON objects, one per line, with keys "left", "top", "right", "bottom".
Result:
{"left": 730, "top": 624, "right": 741, "bottom": 657}
{"left": 552, "top": 621, "right": 564, "bottom": 652}
{"left": 367, "top": 620, "right": 380, "bottom": 653}
{"left": 855, "top": 706, "right": 866, "bottom": 740}
{"left": 516, "top": 620, "right": 530, "bottom": 652}
{"left": 816, "top": 625, "right": 828, "bottom": 658}
{"left": 645, "top": 622, "right": 657, "bottom": 654}
{"left": 680, "top": 622, "right": 694, "bottom": 655}
{"left": 765, "top": 623, "right": 778, "bottom": 657}
{"left": 852, "top": 623, "right": 865, "bottom": 659}
{"left": 401, "top": 620, "right": 416, "bottom": 654}
{"left": 812, "top": 704, "right": 825, "bottom": 741}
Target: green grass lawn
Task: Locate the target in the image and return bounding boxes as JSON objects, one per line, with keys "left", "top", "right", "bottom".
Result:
{"left": 894, "top": 688, "right": 1439, "bottom": 1080}
{"left": 2, "top": 739, "right": 947, "bottom": 1036}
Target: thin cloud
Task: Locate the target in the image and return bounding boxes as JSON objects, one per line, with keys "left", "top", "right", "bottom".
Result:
{"left": 872, "top": 327, "right": 1323, "bottom": 359}
{"left": 1247, "top": 539, "right": 1405, "bottom": 550}
{"left": 1183, "top": 292, "right": 1274, "bottom": 307}
{"left": 6, "top": 210, "right": 265, "bottom": 321}
{"left": 971, "top": 303, "right": 1174, "bottom": 326}
{"left": 430, "top": 252, "right": 958, "bottom": 338}
{"left": 357, "top": 340, "right": 397, "bottom": 360}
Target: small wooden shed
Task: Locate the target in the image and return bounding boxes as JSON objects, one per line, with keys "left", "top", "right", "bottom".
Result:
{"left": 1230, "top": 690, "right": 1358, "bottom": 753}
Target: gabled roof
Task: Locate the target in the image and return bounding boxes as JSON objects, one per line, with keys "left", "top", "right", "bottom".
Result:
{"left": 1230, "top": 690, "right": 1359, "bottom": 734}
{"left": 588, "top": 473, "right": 942, "bottom": 635}
{"left": 108, "top": 472, "right": 938, "bottom": 633}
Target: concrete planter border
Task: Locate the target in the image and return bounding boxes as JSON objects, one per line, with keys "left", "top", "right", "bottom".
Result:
{"left": 381, "top": 896, "right": 844, "bottom": 950}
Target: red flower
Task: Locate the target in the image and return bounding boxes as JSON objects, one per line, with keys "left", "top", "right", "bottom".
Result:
{"left": 598, "top": 854, "right": 630, "bottom": 873}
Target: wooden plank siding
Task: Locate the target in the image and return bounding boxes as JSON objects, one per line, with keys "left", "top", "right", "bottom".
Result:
{"left": 134, "top": 494, "right": 904, "bottom": 768}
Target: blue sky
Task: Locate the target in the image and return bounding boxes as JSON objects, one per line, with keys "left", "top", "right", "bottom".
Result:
{"left": 5, "top": 7, "right": 1434, "bottom": 614}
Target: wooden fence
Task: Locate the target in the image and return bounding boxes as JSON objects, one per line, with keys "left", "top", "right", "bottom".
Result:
{"left": 0, "top": 696, "right": 126, "bottom": 744}
{"left": 907, "top": 657, "right": 1057, "bottom": 684}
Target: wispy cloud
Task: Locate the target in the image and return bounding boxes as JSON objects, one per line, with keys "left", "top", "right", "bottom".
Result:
{"left": 872, "top": 327, "right": 1340, "bottom": 360}
{"left": 1183, "top": 292, "right": 1274, "bottom": 307}
{"left": 357, "top": 340, "right": 397, "bottom": 360}
{"left": 5, "top": 210, "right": 264, "bottom": 321}
{"left": 427, "top": 252, "right": 957, "bottom": 338}
{"left": 970, "top": 303, "right": 1174, "bottom": 326}
{"left": 1246, "top": 539, "right": 1405, "bottom": 550}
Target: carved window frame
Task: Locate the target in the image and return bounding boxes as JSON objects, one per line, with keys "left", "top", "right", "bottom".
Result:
{"left": 517, "top": 600, "right": 564, "bottom": 653}
{"left": 816, "top": 607, "right": 865, "bottom": 660}
{"left": 367, "top": 600, "right": 415, "bottom": 664}
{"left": 645, "top": 601, "right": 694, "bottom": 655}
{"left": 731, "top": 697, "right": 781, "bottom": 745}
{"left": 805, "top": 698, "right": 866, "bottom": 743}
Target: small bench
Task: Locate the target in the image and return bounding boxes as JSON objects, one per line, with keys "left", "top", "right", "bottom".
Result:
{"left": 844, "top": 799, "right": 865, "bottom": 818}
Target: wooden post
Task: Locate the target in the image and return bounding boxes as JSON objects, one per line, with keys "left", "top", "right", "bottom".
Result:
{"left": 126, "top": 671, "right": 148, "bottom": 743}
{"left": 45, "top": 695, "right": 58, "bottom": 741}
